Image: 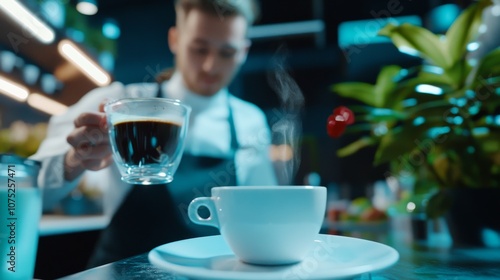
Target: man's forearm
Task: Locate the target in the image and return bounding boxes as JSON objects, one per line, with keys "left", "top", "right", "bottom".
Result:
{"left": 64, "top": 149, "right": 86, "bottom": 181}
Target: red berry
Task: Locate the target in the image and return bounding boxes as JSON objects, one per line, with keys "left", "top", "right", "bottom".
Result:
{"left": 333, "top": 106, "right": 355, "bottom": 125}
{"left": 326, "top": 114, "right": 347, "bottom": 138}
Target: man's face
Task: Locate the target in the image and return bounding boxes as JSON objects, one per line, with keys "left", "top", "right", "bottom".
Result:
{"left": 169, "top": 9, "right": 249, "bottom": 96}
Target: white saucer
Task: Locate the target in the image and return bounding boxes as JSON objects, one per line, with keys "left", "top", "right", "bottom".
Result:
{"left": 148, "top": 234, "right": 399, "bottom": 280}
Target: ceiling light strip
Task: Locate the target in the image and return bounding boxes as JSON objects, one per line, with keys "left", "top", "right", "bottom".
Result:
{"left": 0, "top": 0, "right": 55, "bottom": 44}
{"left": 58, "top": 39, "right": 111, "bottom": 86}
{"left": 0, "top": 75, "right": 29, "bottom": 102}
{"left": 248, "top": 20, "right": 325, "bottom": 39}
{"left": 27, "top": 93, "right": 68, "bottom": 116}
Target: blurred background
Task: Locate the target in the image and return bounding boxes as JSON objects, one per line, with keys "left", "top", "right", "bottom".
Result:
{"left": 0, "top": 0, "right": 479, "bottom": 194}
{"left": 4, "top": 0, "right": 499, "bottom": 278}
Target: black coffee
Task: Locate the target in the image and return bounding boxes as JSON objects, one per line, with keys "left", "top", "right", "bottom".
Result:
{"left": 113, "top": 119, "right": 182, "bottom": 165}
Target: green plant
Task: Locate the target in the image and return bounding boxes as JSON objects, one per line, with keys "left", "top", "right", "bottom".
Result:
{"left": 328, "top": 0, "right": 500, "bottom": 218}
{"left": 64, "top": 4, "right": 117, "bottom": 55}
{"left": 0, "top": 121, "right": 47, "bottom": 157}
{"left": 35, "top": 0, "right": 117, "bottom": 55}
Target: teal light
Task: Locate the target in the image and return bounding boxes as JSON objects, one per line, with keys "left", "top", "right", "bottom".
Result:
{"left": 413, "top": 116, "right": 425, "bottom": 126}
{"left": 453, "top": 116, "right": 463, "bottom": 125}
{"left": 486, "top": 115, "right": 493, "bottom": 125}
{"left": 41, "top": 0, "right": 65, "bottom": 29}
{"left": 427, "top": 4, "right": 461, "bottom": 33}
{"left": 402, "top": 98, "right": 417, "bottom": 107}
{"left": 472, "top": 127, "right": 489, "bottom": 136}
{"left": 467, "top": 42, "right": 481, "bottom": 52}
{"left": 373, "top": 124, "right": 388, "bottom": 136}
{"left": 467, "top": 146, "right": 475, "bottom": 154}
{"left": 415, "top": 84, "right": 443, "bottom": 95}
{"left": 450, "top": 107, "right": 459, "bottom": 114}
{"left": 465, "top": 90, "right": 476, "bottom": 98}
{"left": 99, "top": 51, "right": 115, "bottom": 72}
{"left": 102, "top": 18, "right": 120, "bottom": 39}
{"left": 398, "top": 46, "right": 420, "bottom": 57}
{"left": 337, "top": 15, "right": 421, "bottom": 48}
{"left": 468, "top": 102, "right": 481, "bottom": 115}
{"left": 65, "top": 28, "right": 85, "bottom": 43}
{"left": 481, "top": 228, "right": 500, "bottom": 248}
{"left": 427, "top": 127, "right": 451, "bottom": 138}
{"left": 422, "top": 65, "right": 444, "bottom": 75}
{"left": 456, "top": 98, "right": 467, "bottom": 107}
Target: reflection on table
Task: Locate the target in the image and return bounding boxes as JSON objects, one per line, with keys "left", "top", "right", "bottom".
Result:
{"left": 59, "top": 215, "right": 500, "bottom": 280}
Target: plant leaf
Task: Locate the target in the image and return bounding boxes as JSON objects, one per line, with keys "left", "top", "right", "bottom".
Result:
{"left": 446, "top": 0, "right": 494, "bottom": 65}
{"left": 337, "top": 137, "right": 377, "bottom": 157}
{"left": 374, "top": 65, "right": 402, "bottom": 107}
{"left": 444, "top": 60, "right": 472, "bottom": 89}
{"left": 471, "top": 75, "right": 500, "bottom": 111}
{"left": 472, "top": 47, "right": 500, "bottom": 82}
{"left": 331, "top": 82, "right": 377, "bottom": 107}
{"left": 474, "top": 130, "right": 500, "bottom": 153}
{"left": 343, "top": 123, "right": 373, "bottom": 134}
{"left": 374, "top": 122, "right": 435, "bottom": 165}
{"left": 406, "top": 100, "right": 454, "bottom": 120}
{"left": 379, "top": 23, "right": 451, "bottom": 69}
{"left": 385, "top": 71, "right": 459, "bottom": 109}
{"left": 357, "top": 108, "right": 408, "bottom": 122}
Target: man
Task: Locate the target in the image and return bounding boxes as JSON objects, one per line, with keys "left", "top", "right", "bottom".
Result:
{"left": 31, "top": 0, "right": 277, "bottom": 267}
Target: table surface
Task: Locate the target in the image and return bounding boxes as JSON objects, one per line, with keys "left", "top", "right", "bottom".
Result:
{"left": 58, "top": 216, "right": 500, "bottom": 280}
{"left": 58, "top": 241, "right": 500, "bottom": 280}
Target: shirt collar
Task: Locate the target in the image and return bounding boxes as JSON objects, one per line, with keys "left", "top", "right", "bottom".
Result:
{"left": 163, "top": 71, "right": 229, "bottom": 112}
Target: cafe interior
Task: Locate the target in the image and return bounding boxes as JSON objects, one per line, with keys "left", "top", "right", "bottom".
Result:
{"left": 1, "top": 0, "right": 499, "bottom": 279}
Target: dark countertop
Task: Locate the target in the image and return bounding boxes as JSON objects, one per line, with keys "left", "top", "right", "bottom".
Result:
{"left": 58, "top": 227, "right": 500, "bottom": 280}
{"left": 60, "top": 254, "right": 177, "bottom": 280}
{"left": 58, "top": 246, "right": 500, "bottom": 280}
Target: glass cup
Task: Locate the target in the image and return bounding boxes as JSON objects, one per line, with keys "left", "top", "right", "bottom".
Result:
{"left": 0, "top": 154, "right": 42, "bottom": 280}
{"left": 105, "top": 97, "right": 191, "bottom": 185}
{"left": 188, "top": 186, "right": 327, "bottom": 265}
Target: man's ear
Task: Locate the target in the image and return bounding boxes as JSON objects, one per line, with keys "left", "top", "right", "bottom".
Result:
{"left": 239, "top": 39, "right": 252, "bottom": 64}
{"left": 168, "top": 27, "right": 178, "bottom": 54}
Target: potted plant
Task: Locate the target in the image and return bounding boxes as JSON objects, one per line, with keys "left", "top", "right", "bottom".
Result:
{"left": 327, "top": 0, "right": 500, "bottom": 246}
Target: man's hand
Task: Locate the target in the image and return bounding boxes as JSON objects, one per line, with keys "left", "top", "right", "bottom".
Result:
{"left": 64, "top": 102, "right": 113, "bottom": 181}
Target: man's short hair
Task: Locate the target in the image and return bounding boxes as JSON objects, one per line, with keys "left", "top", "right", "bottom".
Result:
{"left": 174, "top": 0, "right": 260, "bottom": 25}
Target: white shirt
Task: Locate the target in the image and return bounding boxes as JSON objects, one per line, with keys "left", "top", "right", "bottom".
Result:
{"left": 31, "top": 72, "right": 278, "bottom": 217}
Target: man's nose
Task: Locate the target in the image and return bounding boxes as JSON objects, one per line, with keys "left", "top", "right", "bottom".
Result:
{"left": 202, "top": 52, "right": 219, "bottom": 73}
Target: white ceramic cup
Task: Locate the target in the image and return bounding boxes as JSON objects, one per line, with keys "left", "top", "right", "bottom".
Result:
{"left": 188, "top": 186, "right": 327, "bottom": 265}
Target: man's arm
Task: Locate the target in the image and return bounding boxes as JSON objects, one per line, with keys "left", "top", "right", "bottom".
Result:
{"left": 30, "top": 82, "right": 124, "bottom": 211}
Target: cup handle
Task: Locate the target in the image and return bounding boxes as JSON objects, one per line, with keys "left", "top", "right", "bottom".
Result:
{"left": 188, "top": 197, "right": 219, "bottom": 229}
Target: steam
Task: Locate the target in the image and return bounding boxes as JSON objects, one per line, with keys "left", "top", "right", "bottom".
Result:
{"left": 267, "top": 45, "right": 305, "bottom": 184}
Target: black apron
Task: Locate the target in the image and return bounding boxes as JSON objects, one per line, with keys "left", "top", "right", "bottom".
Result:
{"left": 87, "top": 84, "right": 239, "bottom": 268}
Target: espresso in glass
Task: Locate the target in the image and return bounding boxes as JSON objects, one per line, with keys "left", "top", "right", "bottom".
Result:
{"left": 105, "top": 98, "right": 191, "bottom": 185}
{"left": 113, "top": 119, "right": 182, "bottom": 165}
